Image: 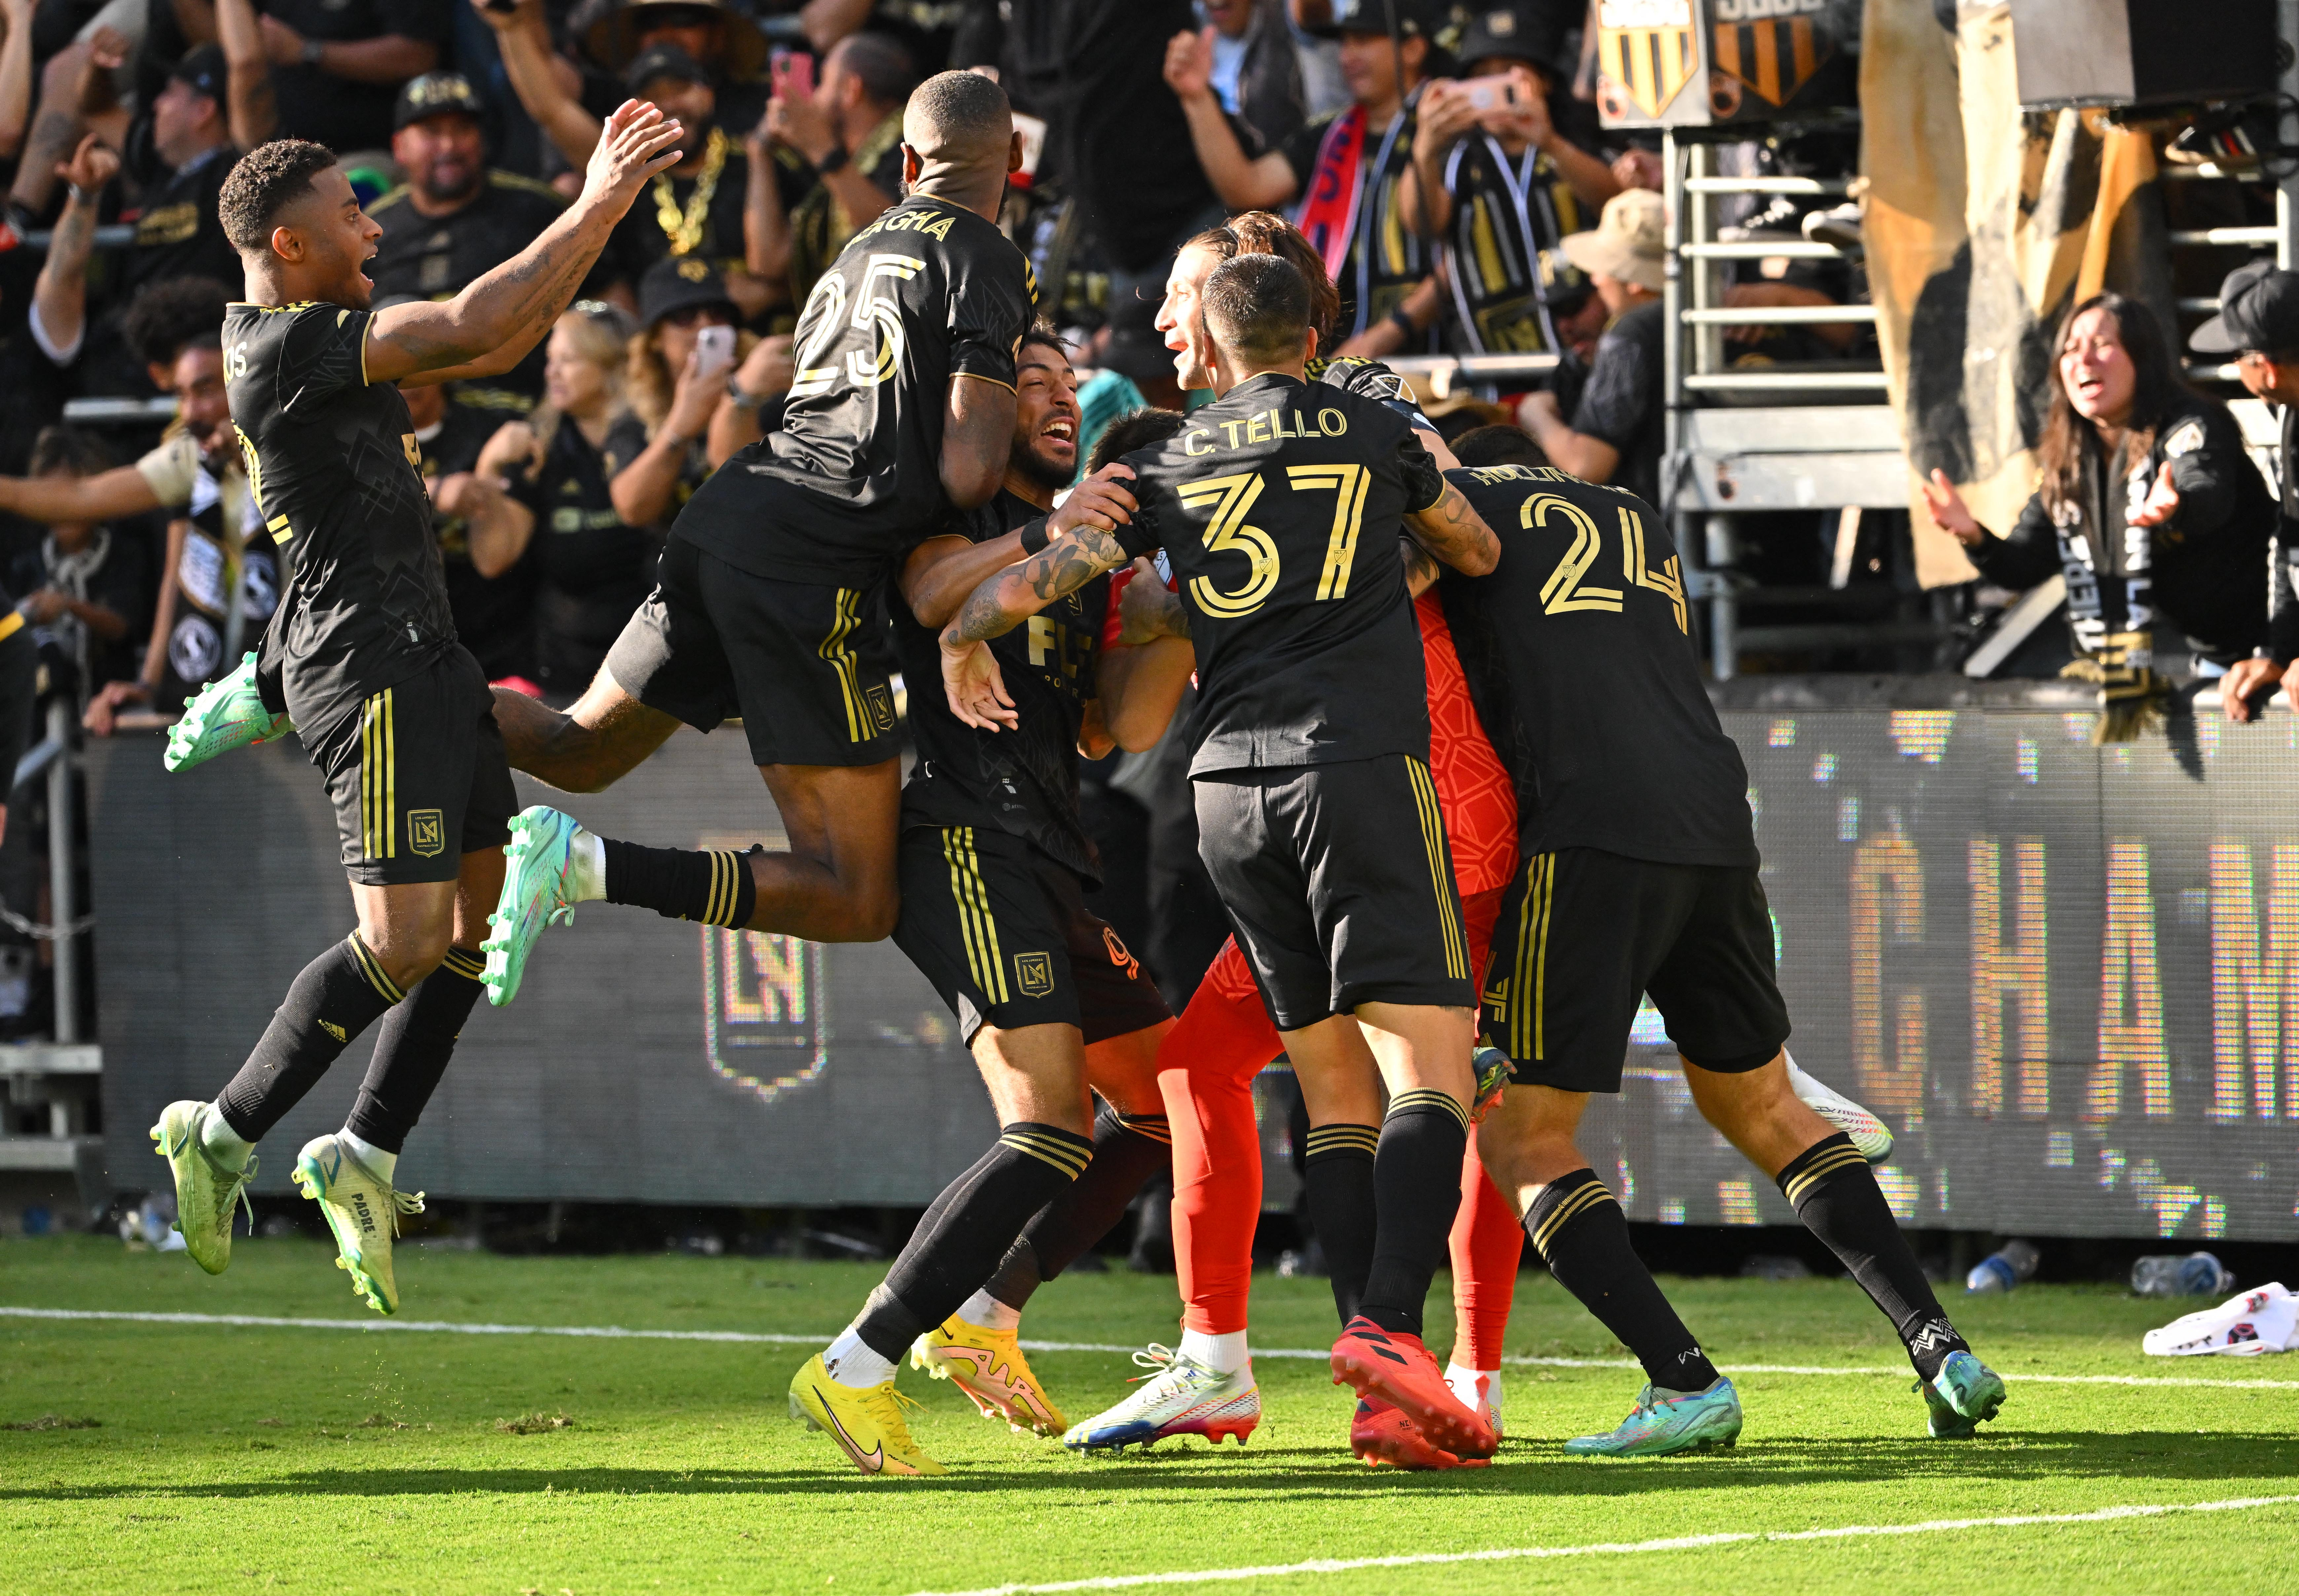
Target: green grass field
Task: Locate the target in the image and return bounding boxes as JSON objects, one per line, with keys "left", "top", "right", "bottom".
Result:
{"left": 4, "top": 1234, "right": 2296, "bottom": 1594}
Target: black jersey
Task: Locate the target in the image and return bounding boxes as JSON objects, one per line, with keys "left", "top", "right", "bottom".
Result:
{"left": 894, "top": 488, "right": 1108, "bottom": 881}
{"left": 1115, "top": 371, "right": 1444, "bottom": 777}
{"left": 673, "top": 194, "right": 1038, "bottom": 587}
{"left": 224, "top": 301, "right": 459, "bottom": 735}
{"left": 1438, "top": 465, "right": 1757, "bottom": 868}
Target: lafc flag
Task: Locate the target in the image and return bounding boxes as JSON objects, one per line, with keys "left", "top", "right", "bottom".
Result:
{"left": 1598, "top": 0, "right": 1697, "bottom": 119}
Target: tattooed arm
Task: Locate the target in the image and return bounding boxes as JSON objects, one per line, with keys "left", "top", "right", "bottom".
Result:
{"left": 1399, "top": 535, "right": 1442, "bottom": 597}
{"left": 365, "top": 101, "right": 682, "bottom": 386}
{"left": 939, "top": 521, "right": 1140, "bottom": 732}
{"left": 1404, "top": 480, "right": 1501, "bottom": 576}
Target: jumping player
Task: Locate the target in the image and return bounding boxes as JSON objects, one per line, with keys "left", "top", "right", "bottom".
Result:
{"left": 788, "top": 334, "right": 1197, "bottom": 1476}
{"left": 1440, "top": 425, "right": 2007, "bottom": 1453}
{"left": 940, "top": 252, "right": 1506, "bottom": 1464}
{"left": 472, "top": 70, "right": 1036, "bottom": 996}
{"left": 148, "top": 108, "right": 684, "bottom": 1313}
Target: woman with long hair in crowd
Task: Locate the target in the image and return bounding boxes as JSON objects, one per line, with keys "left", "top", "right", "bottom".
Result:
{"left": 1924, "top": 291, "right": 2276, "bottom": 741}
{"left": 619, "top": 257, "right": 792, "bottom": 527}
{"left": 436, "top": 303, "right": 665, "bottom": 704}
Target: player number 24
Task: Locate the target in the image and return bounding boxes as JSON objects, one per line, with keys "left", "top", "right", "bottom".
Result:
{"left": 1530, "top": 493, "right": 1688, "bottom": 633}
{"left": 1177, "top": 465, "right": 1372, "bottom": 619}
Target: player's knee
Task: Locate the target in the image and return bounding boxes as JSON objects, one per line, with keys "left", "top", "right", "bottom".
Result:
{"left": 362, "top": 928, "right": 450, "bottom": 995}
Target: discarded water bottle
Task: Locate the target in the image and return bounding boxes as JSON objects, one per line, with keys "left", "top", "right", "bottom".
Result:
{"left": 2131, "top": 1251, "right": 2234, "bottom": 1298}
{"left": 1964, "top": 1239, "right": 2041, "bottom": 1294}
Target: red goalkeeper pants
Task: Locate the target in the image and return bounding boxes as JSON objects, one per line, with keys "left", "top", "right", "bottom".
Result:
{"left": 1158, "top": 887, "right": 1522, "bottom": 1361}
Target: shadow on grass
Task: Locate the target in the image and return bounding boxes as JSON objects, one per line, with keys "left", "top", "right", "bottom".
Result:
{"left": 6, "top": 1432, "right": 2297, "bottom": 1503}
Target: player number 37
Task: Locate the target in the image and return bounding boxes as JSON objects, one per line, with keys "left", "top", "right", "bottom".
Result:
{"left": 1178, "top": 465, "right": 1372, "bottom": 618}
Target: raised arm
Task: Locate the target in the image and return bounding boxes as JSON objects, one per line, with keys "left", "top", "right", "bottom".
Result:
{"left": 365, "top": 100, "right": 682, "bottom": 386}
{"left": 1163, "top": 26, "right": 1298, "bottom": 212}
{"left": 214, "top": 0, "right": 274, "bottom": 149}
{"left": 0, "top": 0, "right": 36, "bottom": 160}
{"left": 259, "top": 15, "right": 436, "bottom": 85}
{"left": 0, "top": 462, "right": 163, "bottom": 524}
{"left": 30, "top": 133, "right": 115, "bottom": 362}
{"left": 1404, "top": 479, "right": 1501, "bottom": 575}
{"left": 744, "top": 127, "right": 794, "bottom": 282}
{"left": 941, "top": 373, "right": 1020, "bottom": 510}
{"left": 903, "top": 474, "right": 1143, "bottom": 631}
{"left": 473, "top": 0, "right": 601, "bottom": 171}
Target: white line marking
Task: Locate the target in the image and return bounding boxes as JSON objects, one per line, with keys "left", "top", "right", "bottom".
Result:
{"left": 4, "top": 1308, "right": 2296, "bottom": 1390}
{"left": 902, "top": 1494, "right": 2299, "bottom": 1596}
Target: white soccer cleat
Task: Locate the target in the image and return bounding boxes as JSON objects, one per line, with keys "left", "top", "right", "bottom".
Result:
{"left": 1787, "top": 1055, "right": 1893, "bottom": 1164}
{"left": 1062, "top": 1345, "right": 1259, "bottom": 1453}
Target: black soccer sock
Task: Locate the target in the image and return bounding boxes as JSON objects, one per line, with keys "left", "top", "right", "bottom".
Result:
{"left": 344, "top": 948, "right": 486, "bottom": 1155}
{"left": 1301, "top": 1123, "right": 1380, "bottom": 1326}
{"left": 1527, "top": 1168, "right": 1722, "bottom": 1391}
{"left": 1777, "top": 1133, "right": 1969, "bottom": 1380}
{"left": 602, "top": 839, "right": 757, "bottom": 928}
{"left": 854, "top": 1122, "right": 1094, "bottom": 1361}
{"left": 985, "top": 1111, "right": 1171, "bottom": 1310}
{"left": 214, "top": 934, "right": 405, "bottom": 1143}
{"left": 1356, "top": 1090, "right": 1469, "bottom": 1336}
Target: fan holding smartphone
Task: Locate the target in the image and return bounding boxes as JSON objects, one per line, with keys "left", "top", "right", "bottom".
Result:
{"left": 750, "top": 33, "right": 916, "bottom": 301}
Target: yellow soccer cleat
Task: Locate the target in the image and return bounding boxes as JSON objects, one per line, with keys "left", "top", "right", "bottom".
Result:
{"left": 149, "top": 1100, "right": 257, "bottom": 1275}
{"left": 788, "top": 1355, "right": 945, "bottom": 1476}
{"left": 910, "top": 1317, "right": 1067, "bottom": 1436}
{"left": 292, "top": 1133, "right": 424, "bottom": 1315}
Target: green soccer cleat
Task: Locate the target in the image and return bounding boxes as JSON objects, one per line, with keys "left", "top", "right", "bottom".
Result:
{"left": 1920, "top": 1350, "right": 2007, "bottom": 1438}
{"left": 148, "top": 1100, "right": 257, "bottom": 1274}
{"left": 292, "top": 1133, "right": 424, "bottom": 1315}
{"left": 164, "top": 653, "right": 292, "bottom": 773}
{"left": 481, "top": 805, "right": 588, "bottom": 1007}
{"left": 1563, "top": 1376, "right": 1742, "bottom": 1458}
{"left": 1470, "top": 1044, "right": 1512, "bottom": 1124}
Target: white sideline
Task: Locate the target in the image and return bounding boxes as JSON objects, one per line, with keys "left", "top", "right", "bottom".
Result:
{"left": 901, "top": 1495, "right": 2299, "bottom": 1596}
{"left": 5, "top": 1307, "right": 2299, "bottom": 1390}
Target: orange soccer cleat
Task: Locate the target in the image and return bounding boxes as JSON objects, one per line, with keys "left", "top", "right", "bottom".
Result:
{"left": 1330, "top": 1316, "right": 1497, "bottom": 1460}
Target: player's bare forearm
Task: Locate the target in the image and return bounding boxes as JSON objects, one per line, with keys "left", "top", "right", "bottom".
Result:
{"left": 901, "top": 529, "right": 1029, "bottom": 632}
{"left": 944, "top": 526, "right": 1131, "bottom": 646}
{"left": 941, "top": 375, "right": 1019, "bottom": 508}
{"left": 1399, "top": 534, "right": 1441, "bottom": 596}
{"left": 367, "top": 103, "right": 678, "bottom": 383}
{"left": 1405, "top": 482, "right": 1501, "bottom": 576}
{"left": 1098, "top": 635, "right": 1194, "bottom": 752}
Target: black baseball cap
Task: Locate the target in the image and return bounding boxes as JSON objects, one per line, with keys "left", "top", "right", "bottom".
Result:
{"left": 1308, "top": 0, "right": 1441, "bottom": 40}
{"left": 638, "top": 254, "right": 735, "bottom": 327}
{"left": 394, "top": 71, "right": 485, "bottom": 131}
{"left": 626, "top": 42, "right": 716, "bottom": 94}
{"left": 2190, "top": 261, "right": 2299, "bottom": 355}
{"left": 169, "top": 44, "right": 226, "bottom": 101}
{"left": 1457, "top": 5, "right": 1568, "bottom": 76}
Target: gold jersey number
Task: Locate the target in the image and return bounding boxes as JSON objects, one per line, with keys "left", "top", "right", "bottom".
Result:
{"left": 1179, "top": 465, "right": 1373, "bottom": 619}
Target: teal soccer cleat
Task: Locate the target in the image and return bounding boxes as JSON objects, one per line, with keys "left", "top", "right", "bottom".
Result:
{"left": 480, "top": 805, "right": 588, "bottom": 1007}
{"left": 164, "top": 653, "right": 292, "bottom": 772}
{"left": 1563, "top": 1376, "right": 1742, "bottom": 1457}
{"left": 1920, "top": 1350, "right": 2007, "bottom": 1438}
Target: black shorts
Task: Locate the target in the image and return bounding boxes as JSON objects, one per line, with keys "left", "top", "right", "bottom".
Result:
{"left": 304, "top": 645, "right": 516, "bottom": 886}
{"left": 894, "top": 823, "right": 1172, "bottom": 1046}
{"left": 1482, "top": 846, "right": 1791, "bottom": 1093}
{"left": 1193, "top": 753, "right": 1474, "bottom": 1030}
{"left": 603, "top": 534, "right": 899, "bottom": 769}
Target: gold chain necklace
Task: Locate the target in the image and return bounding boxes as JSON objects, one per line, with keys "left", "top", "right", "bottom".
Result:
{"left": 652, "top": 127, "right": 727, "bottom": 256}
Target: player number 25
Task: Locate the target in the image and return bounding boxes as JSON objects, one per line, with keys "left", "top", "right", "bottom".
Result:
{"left": 788, "top": 253, "right": 927, "bottom": 401}
{"left": 1178, "top": 465, "right": 1372, "bottom": 619}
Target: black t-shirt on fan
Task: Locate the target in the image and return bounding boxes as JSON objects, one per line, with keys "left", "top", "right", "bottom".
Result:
{"left": 1438, "top": 465, "right": 1756, "bottom": 868}
{"left": 510, "top": 414, "right": 661, "bottom": 684}
{"left": 420, "top": 402, "right": 536, "bottom": 682}
{"left": 894, "top": 488, "right": 1108, "bottom": 883}
{"left": 369, "top": 173, "right": 573, "bottom": 413}
{"left": 606, "top": 130, "right": 753, "bottom": 293}
{"left": 673, "top": 193, "right": 1038, "bottom": 586}
{"left": 1114, "top": 371, "right": 1445, "bottom": 777}
{"left": 224, "top": 301, "right": 458, "bottom": 736}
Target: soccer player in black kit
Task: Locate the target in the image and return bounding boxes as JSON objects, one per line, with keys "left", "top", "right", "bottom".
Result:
{"left": 940, "top": 254, "right": 1507, "bottom": 1463}
{"left": 788, "top": 335, "right": 1199, "bottom": 1476}
{"left": 478, "top": 70, "right": 1039, "bottom": 1004}
{"left": 146, "top": 105, "right": 686, "bottom": 1315}
{"left": 1438, "top": 425, "right": 2009, "bottom": 1452}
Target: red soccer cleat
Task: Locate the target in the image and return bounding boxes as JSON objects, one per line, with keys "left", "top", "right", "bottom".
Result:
{"left": 1349, "top": 1395, "right": 1489, "bottom": 1469}
{"left": 1330, "top": 1316, "right": 1497, "bottom": 1460}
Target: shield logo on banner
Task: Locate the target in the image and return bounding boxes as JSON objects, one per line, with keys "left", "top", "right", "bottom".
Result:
{"left": 1711, "top": 12, "right": 1831, "bottom": 107}
{"left": 1598, "top": 0, "right": 1697, "bottom": 120}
